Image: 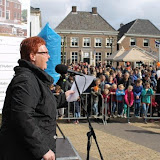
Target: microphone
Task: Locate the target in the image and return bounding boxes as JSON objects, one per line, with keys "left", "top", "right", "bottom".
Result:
{"left": 55, "top": 64, "right": 84, "bottom": 76}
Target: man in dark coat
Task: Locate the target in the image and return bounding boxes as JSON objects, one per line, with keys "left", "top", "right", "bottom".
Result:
{"left": 0, "top": 37, "right": 74, "bottom": 160}
{"left": 118, "top": 72, "right": 132, "bottom": 90}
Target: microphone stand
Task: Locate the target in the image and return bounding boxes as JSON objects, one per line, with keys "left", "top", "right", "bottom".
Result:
{"left": 74, "top": 76, "right": 104, "bottom": 160}
{"left": 57, "top": 122, "right": 66, "bottom": 139}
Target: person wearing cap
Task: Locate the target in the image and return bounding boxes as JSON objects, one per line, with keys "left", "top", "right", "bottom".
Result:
{"left": 0, "top": 36, "right": 74, "bottom": 160}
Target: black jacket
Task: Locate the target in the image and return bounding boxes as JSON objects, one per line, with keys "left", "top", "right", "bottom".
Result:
{"left": 156, "top": 79, "right": 160, "bottom": 104}
{"left": 0, "top": 59, "right": 66, "bottom": 160}
{"left": 118, "top": 78, "right": 133, "bottom": 90}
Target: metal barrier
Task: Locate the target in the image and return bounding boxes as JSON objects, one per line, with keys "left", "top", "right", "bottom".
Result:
{"left": 56, "top": 92, "right": 160, "bottom": 124}
{"left": 57, "top": 93, "right": 91, "bottom": 120}
{"left": 56, "top": 93, "right": 109, "bottom": 124}
{"left": 109, "top": 93, "right": 160, "bottom": 123}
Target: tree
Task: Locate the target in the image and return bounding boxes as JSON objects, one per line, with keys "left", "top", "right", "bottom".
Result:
{"left": 21, "top": 9, "right": 27, "bottom": 22}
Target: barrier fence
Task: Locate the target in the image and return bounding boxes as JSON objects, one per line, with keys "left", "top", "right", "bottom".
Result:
{"left": 56, "top": 93, "right": 160, "bottom": 124}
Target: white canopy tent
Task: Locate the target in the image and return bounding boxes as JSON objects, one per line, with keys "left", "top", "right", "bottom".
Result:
{"left": 106, "top": 47, "right": 125, "bottom": 61}
{"left": 114, "top": 48, "right": 156, "bottom": 62}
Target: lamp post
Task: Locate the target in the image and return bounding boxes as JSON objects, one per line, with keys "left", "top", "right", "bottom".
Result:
{"left": 155, "top": 40, "right": 160, "bottom": 64}
{"left": 62, "top": 36, "right": 66, "bottom": 64}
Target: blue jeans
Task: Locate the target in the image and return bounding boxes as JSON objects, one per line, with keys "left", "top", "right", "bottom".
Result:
{"left": 135, "top": 102, "right": 140, "bottom": 116}
{"left": 93, "top": 102, "right": 98, "bottom": 115}
{"left": 75, "top": 112, "right": 80, "bottom": 118}
{"left": 142, "top": 103, "right": 149, "bottom": 117}
{"left": 112, "top": 101, "right": 117, "bottom": 114}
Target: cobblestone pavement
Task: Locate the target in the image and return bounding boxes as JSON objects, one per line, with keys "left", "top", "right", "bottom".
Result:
{"left": 1, "top": 114, "right": 160, "bottom": 160}
{"left": 57, "top": 119, "right": 160, "bottom": 160}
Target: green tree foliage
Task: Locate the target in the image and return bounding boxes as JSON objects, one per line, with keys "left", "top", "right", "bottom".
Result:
{"left": 22, "top": 9, "right": 27, "bottom": 22}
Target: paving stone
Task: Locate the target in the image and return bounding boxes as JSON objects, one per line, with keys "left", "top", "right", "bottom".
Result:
{"left": 57, "top": 121, "right": 160, "bottom": 160}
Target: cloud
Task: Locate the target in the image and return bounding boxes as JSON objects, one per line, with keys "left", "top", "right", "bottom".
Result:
{"left": 30, "top": 0, "right": 160, "bottom": 30}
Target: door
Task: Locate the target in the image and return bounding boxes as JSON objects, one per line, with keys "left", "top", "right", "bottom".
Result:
{"left": 83, "top": 58, "right": 90, "bottom": 64}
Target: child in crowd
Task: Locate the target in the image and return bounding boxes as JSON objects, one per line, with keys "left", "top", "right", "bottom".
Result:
{"left": 133, "top": 79, "right": 143, "bottom": 117}
{"left": 110, "top": 84, "right": 117, "bottom": 117}
{"left": 55, "top": 85, "right": 64, "bottom": 118}
{"left": 141, "top": 82, "right": 154, "bottom": 123}
{"left": 106, "top": 75, "right": 114, "bottom": 86}
{"left": 102, "top": 89, "right": 110, "bottom": 116}
{"left": 91, "top": 78, "right": 101, "bottom": 116}
{"left": 74, "top": 97, "right": 81, "bottom": 124}
{"left": 50, "top": 84, "right": 55, "bottom": 93}
{"left": 124, "top": 85, "right": 134, "bottom": 120}
{"left": 104, "top": 84, "right": 111, "bottom": 90}
{"left": 116, "top": 84, "right": 125, "bottom": 117}
{"left": 112, "top": 72, "right": 118, "bottom": 85}
{"left": 150, "top": 90, "right": 158, "bottom": 117}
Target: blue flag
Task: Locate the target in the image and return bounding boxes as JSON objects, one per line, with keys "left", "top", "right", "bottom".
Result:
{"left": 38, "top": 23, "right": 61, "bottom": 84}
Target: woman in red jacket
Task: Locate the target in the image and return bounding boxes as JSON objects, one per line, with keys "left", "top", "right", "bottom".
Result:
{"left": 124, "top": 85, "right": 134, "bottom": 122}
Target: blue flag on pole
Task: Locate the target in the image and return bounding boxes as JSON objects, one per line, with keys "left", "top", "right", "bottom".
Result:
{"left": 155, "top": 40, "right": 160, "bottom": 46}
{"left": 38, "top": 23, "right": 61, "bottom": 84}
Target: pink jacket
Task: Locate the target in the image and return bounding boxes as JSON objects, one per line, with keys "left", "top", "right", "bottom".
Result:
{"left": 124, "top": 90, "right": 134, "bottom": 106}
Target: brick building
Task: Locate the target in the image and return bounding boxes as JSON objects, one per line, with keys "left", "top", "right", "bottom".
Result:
{"left": 55, "top": 6, "right": 118, "bottom": 66}
{"left": 0, "top": 0, "right": 21, "bottom": 24}
{"left": 118, "top": 19, "right": 160, "bottom": 53}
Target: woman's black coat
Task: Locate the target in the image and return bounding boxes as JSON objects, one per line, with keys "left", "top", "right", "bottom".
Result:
{"left": 0, "top": 59, "right": 66, "bottom": 160}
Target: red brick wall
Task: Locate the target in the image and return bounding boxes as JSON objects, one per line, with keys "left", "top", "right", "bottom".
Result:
{"left": 7, "top": 1, "right": 21, "bottom": 21}
{"left": 0, "top": 0, "right": 5, "bottom": 17}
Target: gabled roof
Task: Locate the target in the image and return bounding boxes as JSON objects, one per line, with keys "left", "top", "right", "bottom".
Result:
{"left": 55, "top": 11, "right": 116, "bottom": 32}
{"left": 118, "top": 19, "right": 160, "bottom": 39}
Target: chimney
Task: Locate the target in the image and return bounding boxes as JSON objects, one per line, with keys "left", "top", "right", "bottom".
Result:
{"left": 120, "top": 23, "right": 124, "bottom": 28}
{"left": 72, "top": 6, "right": 77, "bottom": 13}
{"left": 92, "top": 7, "right": 97, "bottom": 14}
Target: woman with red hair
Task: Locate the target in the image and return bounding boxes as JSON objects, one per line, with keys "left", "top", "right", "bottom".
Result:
{"left": 0, "top": 36, "right": 74, "bottom": 160}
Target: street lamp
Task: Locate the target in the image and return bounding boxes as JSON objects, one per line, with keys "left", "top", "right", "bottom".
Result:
{"left": 62, "top": 36, "right": 66, "bottom": 64}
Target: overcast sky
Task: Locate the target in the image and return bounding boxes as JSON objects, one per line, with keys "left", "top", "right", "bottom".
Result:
{"left": 30, "top": 0, "right": 160, "bottom": 30}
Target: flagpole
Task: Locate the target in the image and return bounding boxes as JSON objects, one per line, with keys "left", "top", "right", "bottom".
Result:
{"left": 159, "top": 44, "right": 160, "bottom": 62}
{"left": 155, "top": 40, "right": 160, "bottom": 62}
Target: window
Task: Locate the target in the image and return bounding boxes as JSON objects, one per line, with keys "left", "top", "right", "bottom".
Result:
{"left": 155, "top": 39, "right": 160, "bottom": 48}
{"left": 61, "top": 37, "right": 67, "bottom": 47}
{"left": 95, "top": 38, "right": 102, "bottom": 47}
{"left": 17, "top": 13, "right": 20, "bottom": 19}
{"left": 71, "top": 37, "right": 79, "bottom": 47}
{"left": 143, "top": 39, "right": 149, "bottom": 47}
{"left": 18, "top": 4, "right": 20, "bottom": 9}
{"left": 106, "top": 53, "right": 112, "bottom": 65}
{"left": 0, "top": 9, "right": 1, "bottom": 17}
{"left": 61, "top": 52, "right": 66, "bottom": 64}
{"left": 95, "top": 52, "right": 101, "bottom": 65}
{"left": 106, "top": 38, "right": 113, "bottom": 47}
{"left": 14, "top": 3, "right": 17, "bottom": 8}
{"left": 6, "top": 1, "right": 9, "bottom": 7}
{"left": 72, "top": 52, "right": 78, "bottom": 63}
{"left": 83, "top": 38, "right": 91, "bottom": 47}
{"left": 106, "top": 61, "right": 112, "bottom": 65}
{"left": 130, "top": 38, "right": 136, "bottom": 46}
{"left": 106, "top": 52, "right": 112, "bottom": 57}
{"left": 6, "top": 10, "right": 10, "bottom": 20}
{"left": 14, "top": 12, "right": 16, "bottom": 19}
{"left": 0, "top": 0, "right": 2, "bottom": 5}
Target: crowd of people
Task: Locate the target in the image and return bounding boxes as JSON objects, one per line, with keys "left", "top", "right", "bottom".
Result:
{"left": 52, "top": 61, "right": 160, "bottom": 124}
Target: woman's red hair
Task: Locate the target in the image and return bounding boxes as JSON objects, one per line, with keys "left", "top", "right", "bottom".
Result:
{"left": 20, "top": 36, "right": 46, "bottom": 61}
